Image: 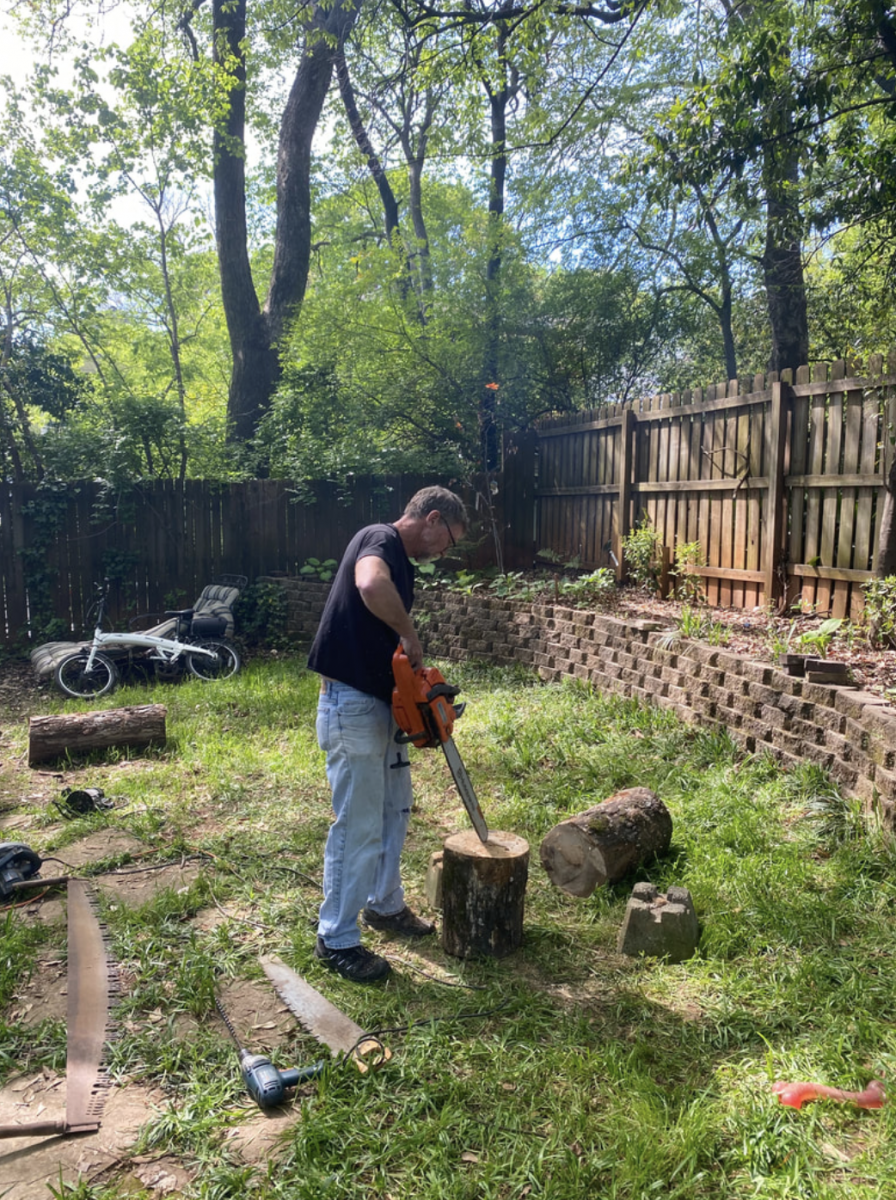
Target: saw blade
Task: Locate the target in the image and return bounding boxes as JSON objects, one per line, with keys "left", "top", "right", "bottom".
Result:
{"left": 442, "top": 737, "right": 489, "bottom": 843}
{"left": 65, "top": 879, "right": 120, "bottom": 1132}
{"left": 260, "top": 955, "right": 390, "bottom": 1072}
{"left": 261, "top": 955, "right": 366, "bottom": 1054}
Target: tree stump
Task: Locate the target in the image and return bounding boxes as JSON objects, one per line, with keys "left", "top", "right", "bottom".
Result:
{"left": 441, "top": 830, "right": 529, "bottom": 959}
{"left": 28, "top": 704, "right": 167, "bottom": 766}
{"left": 539, "top": 787, "right": 672, "bottom": 897}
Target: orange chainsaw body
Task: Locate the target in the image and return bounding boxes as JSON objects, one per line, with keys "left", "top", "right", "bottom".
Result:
{"left": 391, "top": 648, "right": 461, "bottom": 748}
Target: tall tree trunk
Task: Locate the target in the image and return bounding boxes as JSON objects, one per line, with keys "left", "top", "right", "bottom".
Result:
{"left": 213, "top": 0, "right": 278, "bottom": 446}
{"left": 214, "top": 0, "right": 361, "bottom": 446}
{"left": 480, "top": 25, "right": 516, "bottom": 472}
{"left": 334, "top": 47, "right": 400, "bottom": 242}
{"left": 265, "top": 0, "right": 361, "bottom": 346}
{"left": 762, "top": 144, "right": 809, "bottom": 374}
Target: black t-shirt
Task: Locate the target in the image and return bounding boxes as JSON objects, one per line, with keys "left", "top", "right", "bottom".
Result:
{"left": 307, "top": 524, "right": 414, "bottom": 702}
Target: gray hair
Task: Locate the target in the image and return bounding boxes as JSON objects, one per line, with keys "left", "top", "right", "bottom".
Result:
{"left": 403, "top": 486, "right": 467, "bottom": 530}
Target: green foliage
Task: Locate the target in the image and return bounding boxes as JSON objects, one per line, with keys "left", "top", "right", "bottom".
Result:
{"left": 861, "top": 575, "right": 896, "bottom": 649}
{"left": 232, "top": 581, "right": 291, "bottom": 649}
{"left": 658, "top": 604, "right": 731, "bottom": 649}
{"left": 621, "top": 516, "right": 662, "bottom": 592}
{"left": 671, "top": 540, "right": 705, "bottom": 604}
{"left": 796, "top": 617, "right": 844, "bottom": 658}
{"left": 556, "top": 567, "right": 616, "bottom": 604}
{"left": 298, "top": 557, "right": 338, "bottom": 583}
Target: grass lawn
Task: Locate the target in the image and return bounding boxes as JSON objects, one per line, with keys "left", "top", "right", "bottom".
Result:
{"left": 1, "top": 653, "right": 895, "bottom": 1199}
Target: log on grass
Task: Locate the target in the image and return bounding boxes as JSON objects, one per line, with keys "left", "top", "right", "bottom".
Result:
{"left": 540, "top": 787, "right": 672, "bottom": 897}
{"left": 29, "top": 704, "right": 167, "bottom": 766}
{"left": 441, "top": 830, "right": 530, "bottom": 959}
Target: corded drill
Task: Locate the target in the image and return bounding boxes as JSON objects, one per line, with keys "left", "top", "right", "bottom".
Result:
{"left": 215, "top": 997, "right": 325, "bottom": 1108}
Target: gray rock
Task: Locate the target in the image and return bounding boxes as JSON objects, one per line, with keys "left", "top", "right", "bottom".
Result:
{"left": 617, "top": 883, "right": 699, "bottom": 963}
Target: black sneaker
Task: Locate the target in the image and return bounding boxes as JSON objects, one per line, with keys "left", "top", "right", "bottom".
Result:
{"left": 360, "top": 905, "right": 436, "bottom": 937}
{"left": 314, "top": 937, "right": 391, "bottom": 983}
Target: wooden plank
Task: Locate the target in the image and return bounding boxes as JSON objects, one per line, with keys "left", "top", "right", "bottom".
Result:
{"left": 789, "top": 373, "right": 896, "bottom": 396}
{"left": 634, "top": 390, "right": 773, "bottom": 419}
{"left": 719, "top": 380, "right": 739, "bottom": 606}
{"left": 686, "top": 565, "right": 766, "bottom": 582}
{"left": 801, "top": 365, "right": 827, "bottom": 609}
{"left": 786, "top": 367, "right": 809, "bottom": 612}
{"left": 863, "top": 352, "right": 892, "bottom": 578}
{"left": 733, "top": 381, "right": 750, "bottom": 607}
{"left": 835, "top": 378, "right": 864, "bottom": 618}
{"left": 786, "top": 473, "right": 885, "bottom": 488}
{"left": 764, "top": 382, "right": 790, "bottom": 608}
{"left": 538, "top": 476, "right": 776, "bottom": 497}
{"left": 746, "top": 380, "right": 765, "bottom": 608}
{"left": 615, "top": 408, "right": 633, "bottom": 579}
{"left": 819, "top": 361, "right": 845, "bottom": 614}
{"left": 791, "top": 564, "right": 875, "bottom": 582}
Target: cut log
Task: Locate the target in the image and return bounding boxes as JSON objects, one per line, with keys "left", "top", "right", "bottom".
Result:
{"left": 539, "top": 787, "right": 672, "bottom": 897}
{"left": 28, "top": 704, "right": 167, "bottom": 766}
{"left": 441, "top": 830, "right": 529, "bottom": 959}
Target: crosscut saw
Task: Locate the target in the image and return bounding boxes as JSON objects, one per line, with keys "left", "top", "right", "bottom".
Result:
{"left": 260, "top": 955, "right": 391, "bottom": 1073}
{"left": 391, "top": 647, "right": 489, "bottom": 843}
{"left": 0, "top": 879, "right": 119, "bottom": 1139}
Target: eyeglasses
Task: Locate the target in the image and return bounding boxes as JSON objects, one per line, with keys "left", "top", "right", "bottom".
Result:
{"left": 441, "top": 516, "right": 457, "bottom": 549}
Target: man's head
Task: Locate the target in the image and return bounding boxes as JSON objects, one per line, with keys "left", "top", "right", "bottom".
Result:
{"left": 397, "top": 486, "right": 467, "bottom": 564}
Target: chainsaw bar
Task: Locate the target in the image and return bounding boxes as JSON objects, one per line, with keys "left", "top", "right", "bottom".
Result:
{"left": 442, "top": 738, "right": 489, "bottom": 843}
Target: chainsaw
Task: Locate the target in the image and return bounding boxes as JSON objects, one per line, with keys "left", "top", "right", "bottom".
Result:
{"left": 391, "top": 647, "right": 489, "bottom": 843}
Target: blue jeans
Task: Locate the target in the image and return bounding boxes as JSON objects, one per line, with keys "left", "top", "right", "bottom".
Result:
{"left": 316, "top": 679, "right": 413, "bottom": 948}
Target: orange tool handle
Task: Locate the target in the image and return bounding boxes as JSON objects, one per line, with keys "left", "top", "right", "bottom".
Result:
{"left": 391, "top": 647, "right": 460, "bottom": 749}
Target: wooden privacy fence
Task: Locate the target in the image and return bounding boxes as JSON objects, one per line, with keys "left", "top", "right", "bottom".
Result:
{"left": 0, "top": 474, "right": 495, "bottom": 645}
{"left": 536, "top": 355, "right": 896, "bottom": 616}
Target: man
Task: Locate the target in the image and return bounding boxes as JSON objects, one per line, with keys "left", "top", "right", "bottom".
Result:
{"left": 307, "top": 486, "right": 467, "bottom": 983}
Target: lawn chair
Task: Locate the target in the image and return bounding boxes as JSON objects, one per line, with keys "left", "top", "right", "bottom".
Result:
{"left": 30, "top": 575, "right": 248, "bottom": 681}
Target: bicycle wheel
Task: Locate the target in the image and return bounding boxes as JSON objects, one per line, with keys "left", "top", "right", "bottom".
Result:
{"left": 54, "top": 651, "right": 119, "bottom": 698}
{"left": 185, "top": 639, "right": 241, "bottom": 681}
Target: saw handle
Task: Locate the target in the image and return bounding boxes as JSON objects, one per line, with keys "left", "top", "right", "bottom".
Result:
{"left": 391, "top": 647, "right": 463, "bottom": 749}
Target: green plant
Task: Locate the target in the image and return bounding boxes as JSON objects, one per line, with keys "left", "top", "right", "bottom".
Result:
{"left": 299, "top": 556, "right": 338, "bottom": 582}
{"left": 796, "top": 617, "right": 844, "bottom": 658}
{"left": 537, "top": 548, "right": 582, "bottom": 569}
{"left": 658, "top": 604, "right": 730, "bottom": 649}
{"left": 556, "top": 568, "right": 616, "bottom": 604}
{"left": 621, "top": 515, "right": 662, "bottom": 592}
{"left": 232, "top": 580, "right": 290, "bottom": 648}
{"left": 671, "top": 539, "right": 705, "bottom": 603}
{"left": 861, "top": 575, "right": 896, "bottom": 649}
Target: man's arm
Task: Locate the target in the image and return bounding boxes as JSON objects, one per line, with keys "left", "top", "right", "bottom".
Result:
{"left": 355, "top": 555, "right": 424, "bottom": 670}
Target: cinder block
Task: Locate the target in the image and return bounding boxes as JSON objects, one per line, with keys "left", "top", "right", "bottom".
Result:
{"left": 617, "top": 882, "right": 699, "bottom": 963}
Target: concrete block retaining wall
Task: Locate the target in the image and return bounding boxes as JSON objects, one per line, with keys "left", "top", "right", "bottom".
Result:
{"left": 264, "top": 577, "right": 896, "bottom": 828}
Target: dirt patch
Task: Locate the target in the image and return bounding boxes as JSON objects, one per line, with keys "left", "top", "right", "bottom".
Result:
{"left": 0, "top": 1075, "right": 165, "bottom": 1200}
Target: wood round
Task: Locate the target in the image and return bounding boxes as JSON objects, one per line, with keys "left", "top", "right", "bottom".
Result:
{"left": 440, "top": 830, "right": 530, "bottom": 959}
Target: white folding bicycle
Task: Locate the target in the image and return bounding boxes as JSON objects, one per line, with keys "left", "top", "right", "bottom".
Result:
{"left": 53, "top": 581, "right": 242, "bottom": 699}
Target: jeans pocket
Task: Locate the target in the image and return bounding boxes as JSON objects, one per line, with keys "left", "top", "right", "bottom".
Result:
{"left": 337, "top": 691, "right": 379, "bottom": 718}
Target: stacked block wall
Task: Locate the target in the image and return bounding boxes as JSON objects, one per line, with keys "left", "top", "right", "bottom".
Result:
{"left": 264, "top": 578, "right": 896, "bottom": 827}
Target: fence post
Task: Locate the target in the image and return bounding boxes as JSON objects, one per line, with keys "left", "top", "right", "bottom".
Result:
{"left": 764, "top": 381, "right": 791, "bottom": 606}
{"left": 501, "top": 430, "right": 537, "bottom": 571}
{"left": 614, "top": 408, "right": 634, "bottom": 581}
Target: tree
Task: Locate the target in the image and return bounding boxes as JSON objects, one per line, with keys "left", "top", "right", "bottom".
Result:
{"left": 209, "top": 0, "right": 362, "bottom": 446}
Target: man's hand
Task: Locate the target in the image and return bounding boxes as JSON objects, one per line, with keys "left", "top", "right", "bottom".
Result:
{"left": 400, "top": 632, "right": 424, "bottom": 672}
